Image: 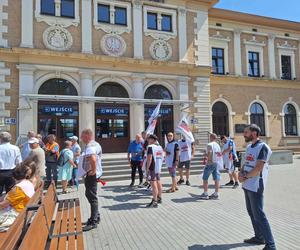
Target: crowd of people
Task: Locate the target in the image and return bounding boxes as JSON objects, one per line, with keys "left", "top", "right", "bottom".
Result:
{"left": 0, "top": 123, "right": 276, "bottom": 249}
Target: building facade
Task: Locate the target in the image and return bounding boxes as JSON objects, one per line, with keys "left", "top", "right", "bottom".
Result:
{"left": 0, "top": 0, "right": 299, "bottom": 152}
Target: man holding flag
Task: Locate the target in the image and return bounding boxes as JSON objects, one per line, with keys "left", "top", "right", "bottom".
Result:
{"left": 145, "top": 101, "right": 161, "bottom": 136}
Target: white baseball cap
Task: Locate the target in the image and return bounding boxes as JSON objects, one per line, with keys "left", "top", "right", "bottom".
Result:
{"left": 69, "top": 136, "right": 78, "bottom": 141}
{"left": 28, "top": 138, "right": 39, "bottom": 144}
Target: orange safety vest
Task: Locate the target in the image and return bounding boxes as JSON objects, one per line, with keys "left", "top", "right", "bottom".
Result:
{"left": 45, "top": 142, "right": 60, "bottom": 159}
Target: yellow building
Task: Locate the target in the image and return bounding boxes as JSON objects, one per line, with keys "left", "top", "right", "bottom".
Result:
{"left": 0, "top": 0, "right": 299, "bottom": 152}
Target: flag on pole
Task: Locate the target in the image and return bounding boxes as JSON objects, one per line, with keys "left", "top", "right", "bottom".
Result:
{"left": 176, "top": 116, "right": 195, "bottom": 142}
{"left": 145, "top": 101, "right": 161, "bottom": 135}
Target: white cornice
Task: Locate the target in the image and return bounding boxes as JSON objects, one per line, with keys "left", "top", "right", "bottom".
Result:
{"left": 243, "top": 36, "right": 266, "bottom": 47}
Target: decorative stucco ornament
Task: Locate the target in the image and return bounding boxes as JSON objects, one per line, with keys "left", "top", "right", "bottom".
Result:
{"left": 149, "top": 39, "right": 172, "bottom": 61}
{"left": 100, "top": 34, "right": 127, "bottom": 57}
{"left": 43, "top": 25, "right": 73, "bottom": 51}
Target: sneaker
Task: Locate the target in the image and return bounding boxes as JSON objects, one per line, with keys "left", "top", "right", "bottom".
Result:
{"left": 244, "top": 237, "right": 265, "bottom": 245}
{"left": 129, "top": 182, "right": 134, "bottom": 187}
{"left": 225, "top": 180, "right": 234, "bottom": 186}
{"left": 143, "top": 181, "right": 149, "bottom": 187}
{"left": 209, "top": 193, "right": 219, "bottom": 200}
{"left": 262, "top": 245, "right": 276, "bottom": 250}
{"left": 138, "top": 182, "right": 143, "bottom": 188}
{"left": 147, "top": 200, "right": 158, "bottom": 208}
{"left": 177, "top": 178, "right": 184, "bottom": 185}
{"left": 83, "top": 222, "right": 97, "bottom": 232}
{"left": 199, "top": 193, "right": 209, "bottom": 200}
{"left": 82, "top": 215, "right": 100, "bottom": 226}
{"left": 157, "top": 197, "right": 162, "bottom": 204}
{"left": 232, "top": 182, "right": 239, "bottom": 189}
{"left": 147, "top": 184, "right": 151, "bottom": 190}
{"left": 186, "top": 180, "right": 191, "bottom": 186}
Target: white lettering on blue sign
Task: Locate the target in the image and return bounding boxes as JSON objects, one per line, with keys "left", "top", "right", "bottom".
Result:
{"left": 4, "top": 118, "right": 17, "bottom": 125}
{"left": 43, "top": 106, "right": 73, "bottom": 114}
{"left": 97, "top": 108, "right": 128, "bottom": 115}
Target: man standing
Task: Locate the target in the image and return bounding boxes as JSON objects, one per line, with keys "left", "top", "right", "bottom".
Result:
{"left": 165, "top": 132, "right": 179, "bottom": 193}
{"left": 28, "top": 137, "right": 46, "bottom": 179}
{"left": 20, "top": 131, "right": 36, "bottom": 160}
{"left": 221, "top": 135, "right": 239, "bottom": 189}
{"left": 146, "top": 134, "right": 163, "bottom": 208}
{"left": 0, "top": 132, "right": 22, "bottom": 195}
{"left": 45, "top": 134, "right": 59, "bottom": 187}
{"left": 177, "top": 137, "right": 195, "bottom": 186}
{"left": 199, "top": 133, "right": 223, "bottom": 200}
{"left": 239, "top": 124, "right": 276, "bottom": 250}
{"left": 127, "top": 134, "right": 144, "bottom": 187}
{"left": 70, "top": 136, "right": 81, "bottom": 190}
{"left": 80, "top": 129, "right": 102, "bottom": 231}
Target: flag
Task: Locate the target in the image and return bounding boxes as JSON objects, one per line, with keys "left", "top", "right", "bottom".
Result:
{"left": 145, "top": 101, "right": 161, "bottom": 135}
{"left": 176, "top": 116, "right": 195, "bottom": 143}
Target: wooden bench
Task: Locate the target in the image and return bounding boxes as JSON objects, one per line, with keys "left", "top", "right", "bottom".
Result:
{"left": 19, "top": 183, "right": 84, "bottom": 250}
{"left": 0, "top": 181, "right": 44, "bottom": 250}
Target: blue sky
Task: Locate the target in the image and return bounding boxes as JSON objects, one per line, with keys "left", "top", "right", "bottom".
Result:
{"left": 215, "top": 0, "right": 300, "bottom": 22}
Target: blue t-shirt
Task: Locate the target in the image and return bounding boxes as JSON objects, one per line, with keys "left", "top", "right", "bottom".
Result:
{"left": 128, "top": 141, "right": 143, "bottom": 161}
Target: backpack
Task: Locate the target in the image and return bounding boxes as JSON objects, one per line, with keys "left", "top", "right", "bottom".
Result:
{"left": 57, "top": 149, "right": 68, "bottom": 167}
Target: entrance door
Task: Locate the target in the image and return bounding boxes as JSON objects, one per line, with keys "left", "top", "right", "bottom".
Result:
{"left": 145, "top": 105, "right": 174, "bottom": 147}
{"left": 95, "top": 104, "right": 130, "bottom": 153}
{"left": 38, "top": 102, "right": 79, "bottom": 146}
{"left": 212, "top": 101, "right": 229, "bottom": 136}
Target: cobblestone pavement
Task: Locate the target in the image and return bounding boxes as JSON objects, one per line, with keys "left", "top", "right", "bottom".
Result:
{"left": 64, "top": 156, "right": 300, "bottom": 250}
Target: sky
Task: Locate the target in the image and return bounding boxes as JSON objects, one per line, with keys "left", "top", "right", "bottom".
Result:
{"left": 215, "top": 0, "right": 300, "bottom": 23}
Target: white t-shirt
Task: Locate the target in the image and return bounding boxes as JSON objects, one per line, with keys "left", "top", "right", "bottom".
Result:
{"left": 178, "top": 139, "right": 193, "bottom": 162}
{"left": 148, "top": 144, "right": 164, "bottom": 174}
{"left": 206, "top": 141, "right": 223, "bottom": 170}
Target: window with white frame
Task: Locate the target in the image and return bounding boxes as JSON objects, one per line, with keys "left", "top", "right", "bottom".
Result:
{"left": 284, "top": 104, "right": 298, "bottom": 136}
{"left": 244, "top": 38, "right": 265, "bottom": 77}
{"left": 35, "top": 0, "right": 80, "bottom": 26}
{"left": 143, "top": 6, "right": 177, "bottom": 37}
{"left": 278, "top": 46, "right": 297, "bottom": 80}
{"left": 93, "top": 0, "right": 132, "bottom": 33}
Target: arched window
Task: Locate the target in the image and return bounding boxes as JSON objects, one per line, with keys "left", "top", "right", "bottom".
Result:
{"left": 250, "top": 102, "right": 265, "bottom": 136}
{"left": 144, "top": 85, "right": 173, "bottom": 100}
{"left": 38, "top": 78, "right": 78, "bottom": 96}
{"left": 284, "top": 104, "right": 298, "bottom": 136}
{"left": 212, "top": 101, "right": 229, "bottom": 136}
{"left": 95, "top": 82, "right": 129, "bottom": 98}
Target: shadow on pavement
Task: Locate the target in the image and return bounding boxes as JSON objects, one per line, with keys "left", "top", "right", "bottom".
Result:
{"left": 188, "top": 242, "right": 249, "bottom": 250}
{"left": 102, "top": 202, "right": 145, "bottom": 211}
{"left": 171, "top": 193, "right": 204, "bottom": 203}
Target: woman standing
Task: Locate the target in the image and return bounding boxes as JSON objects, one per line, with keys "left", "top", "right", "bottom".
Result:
{"left": 58, "top": 141, "right": 76, "bottom": 194}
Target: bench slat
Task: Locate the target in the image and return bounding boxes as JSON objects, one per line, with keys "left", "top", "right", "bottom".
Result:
{"left": 58, "top": 200, "right": 69, "bottom": 250}
{"left": 75, "top": 199, "right": 84, "bottom": 250}
{"left": 49, "top": 200, "right": 64, "bottom": 250}
{"left": 68, "top": 199, "right": 76, "bottom": 250}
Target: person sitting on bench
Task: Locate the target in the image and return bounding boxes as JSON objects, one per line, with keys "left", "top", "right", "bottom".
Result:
{"left": 0, "top": 160, "right": 36, "bottom": 232}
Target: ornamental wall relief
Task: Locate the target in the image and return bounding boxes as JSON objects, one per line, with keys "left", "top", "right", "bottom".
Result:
{"left": 149, "top": 39, "right": 172, "bottom": 61}
{"left": 43, "top": 25, "right": 73, "bottom": 51}
{"left": 100, "top": 34, "right": 127, "bottom": 57}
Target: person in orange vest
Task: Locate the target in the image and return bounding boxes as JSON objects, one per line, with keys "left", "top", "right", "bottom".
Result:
{"left": 45, "top": 134, "right": 59, "bottom": 187}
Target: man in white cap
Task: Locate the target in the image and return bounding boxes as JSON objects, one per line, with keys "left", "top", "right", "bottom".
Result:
{"left": 28, "top": 137, "right": 46, "bottom": 179}
{"left": 69, "top": 135, "right": 81, "bottom": 190}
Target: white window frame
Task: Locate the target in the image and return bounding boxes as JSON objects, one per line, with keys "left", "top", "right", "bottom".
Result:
{"left": 35, "top": 0, "right": 80, "bottom": 27}
{"left": 93, "top": 0, "right": 132, "bottom": 34}
{"left": 280, "top": 101, "right": 300, "bottom": 137}
{"left": 209, "top": 36, "right": 230, "bottom": 75}
{"left": 143, "top": 5, "right": 177, "bottom": 39}
{"left": 278, "top": 48, "right": 297, "bottom": 80}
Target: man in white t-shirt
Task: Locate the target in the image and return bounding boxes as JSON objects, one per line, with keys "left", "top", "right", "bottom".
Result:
{"left": 199, "top": 133, "right": 223, "bottom": 200}
{"left": 80, "top": 129, "right": 102, "bottom": 232}
{"left": 177, "top": 137, "right": 195, "bottom": 186}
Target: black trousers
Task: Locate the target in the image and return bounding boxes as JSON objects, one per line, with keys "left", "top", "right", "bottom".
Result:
{"left": 0, "top": 170, "right": 15, "bottom": 195}
{"left": 85, "top": 175, "right": 99, "bottom": 222}
{"left": 46, "top": 162, "right": 58, "bottom": 186}
{"left": 131, "top": 160, "right": 143, "bottom": 184}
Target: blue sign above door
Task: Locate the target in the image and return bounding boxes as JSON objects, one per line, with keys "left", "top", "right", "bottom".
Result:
{"left": 43, "top": 106, "right": 74, "bottom": 114}
{"left": 96, "top": 107, "right": 129, "bottom": 116}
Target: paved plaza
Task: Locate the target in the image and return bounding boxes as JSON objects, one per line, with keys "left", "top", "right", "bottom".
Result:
{"left": 64, "top": 157, "right": 300, "bottom": 250}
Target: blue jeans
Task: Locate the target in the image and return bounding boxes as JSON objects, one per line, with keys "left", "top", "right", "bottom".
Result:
{"left": 202, "top": 163, "right": 220, "bottom": 181}
{"left": 244, "top": 188, "right": 276, "bottom": 249}
{"left": 72, "top": 168, "right": 79, "bottom": 189}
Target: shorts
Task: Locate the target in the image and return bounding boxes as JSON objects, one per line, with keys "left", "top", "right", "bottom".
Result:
{"left": 202, "top": 163, "right": 220, "bottom": 181}
{"left": 149, "top": 170, "right": 160, "bottom": 181}
{"left": 168, "top": 166, "right": 176, "bottom": 178}
{"left": 224, "top": 159, "right": 235, "bottom": 174}
{"left": 178, "top": 160, "right": 191, "bottom": 169}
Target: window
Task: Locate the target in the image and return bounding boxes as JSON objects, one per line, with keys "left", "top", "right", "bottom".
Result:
{"left": 61, "top": 0, "right": 75, "bottom": 18}
{"left": 212, "top": 101, "right": 229, "bottom": 136}
{"left": 284, "top": 104, "right": 298, "bottom": 136}
{"left": 98, "top": 4, "right": 110, "bottom": 23}
{"left": 212, "top": 48, "right": 225, "bottom": 75}
{"left": 38, "top": 78, "right": 78, "bottom": 96}
{"left": 41, "top": 0, "right": 55, "bottom": 16}
{"left": 161, "top": 14, "right": 172, "bottom": 32}
{"left": 281, "top": 55, "right": 292, "bottom": 80}
{"left": 147, "top": 13, "right": 157, "bottom": 30}
{"left": 115, "top": 7, "right": 127, "bottom": 26}
{"left": 250, "top": 103, "right": 265, "bottom": 136}
{"left": 95, "top": 83, "right": 129, "bottom": 98}
{"left": 144, "top": 85, "right": 173, "bottom": 100}
{"left": 248, "top": 52, "right": 260, "bottom": 77}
